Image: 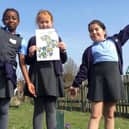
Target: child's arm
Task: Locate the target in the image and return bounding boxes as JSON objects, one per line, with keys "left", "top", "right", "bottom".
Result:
{"left": 19, "top": 54, "right": 36, "bottom": 97}
{"left": 28, "top": 45, "right": 37, "bottom": 57}
{"left": 25, "top": 37, "right": 36, "bottom": 65}
{"left": 72, "top": 48, "right": 90, "bottom": 88}
{"left": 112, "top": 25, "right": 129, "bottom": 46}
{"left": 58, "top": 41, "right": 67, "bottom": 63}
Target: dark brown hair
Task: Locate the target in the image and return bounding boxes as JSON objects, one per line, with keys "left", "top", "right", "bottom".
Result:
{"left": 2, "top": 8, "right": 20, "bottom": 23}
{"left": 88, "top": 19, "right": 106, "bottom": 31}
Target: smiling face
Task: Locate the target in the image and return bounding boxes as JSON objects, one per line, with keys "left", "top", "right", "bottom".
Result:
{"left": 36, "top": 10, "right": 53, "bottom": 29}
{"left": 88, "top": 20, "right": 106, "bottom": 42}
{"left": 2, "top": 9, "right": 19, "bottom": 33}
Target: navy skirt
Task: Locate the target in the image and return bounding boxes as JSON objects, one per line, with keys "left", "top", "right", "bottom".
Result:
{"left": 87, "top": 62, "right": 122, "bottom": 102}
{"left": 24, "top": 61, "right": 64, "bottom": 97}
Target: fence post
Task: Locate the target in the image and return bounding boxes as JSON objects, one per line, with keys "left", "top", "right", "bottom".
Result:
{"left": 123, "top": 75, "right": 129, "bottom": 102}
{"left": 56, "top": 110, "right": 64, "bottom": 129}
{"left": 127, "top": 84, "right": 129, "bottom": 103}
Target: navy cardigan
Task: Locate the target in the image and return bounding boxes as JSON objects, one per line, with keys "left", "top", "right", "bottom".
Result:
{"left": 72, "top": 24, "right": 129, "bottom": 88}
{"left": 25, "top": 36, "right": 67, "bottom": 75}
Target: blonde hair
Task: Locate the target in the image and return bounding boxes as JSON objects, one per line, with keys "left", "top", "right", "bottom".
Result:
{"left": 36, "top": 10, "right": 53, "bottom": 23}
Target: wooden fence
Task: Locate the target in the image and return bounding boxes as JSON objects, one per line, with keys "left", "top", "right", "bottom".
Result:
{"left": 57, "top": 75, "right": 129, "bottom": 118}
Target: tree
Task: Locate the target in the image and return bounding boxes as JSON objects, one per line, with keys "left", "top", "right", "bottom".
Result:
{"left": 126, "top": 66, "right": 129, "bottom": 75}
{"left": 63, "top": 57, "right": 78, "bottom": 88}
{"left": 63, "top": 57, "right": 78, "bottom": 76}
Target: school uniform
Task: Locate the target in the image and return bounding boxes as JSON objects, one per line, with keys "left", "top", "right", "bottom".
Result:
{"left": 0, "top": 27, "right": 27, "bottom": 129}
{"left": 25, "top": 36, "right": 67, "bottom": 97}
{"left": 25, "top": 36, "right": 67, "bottom": 129}
{"left": 0, "top": 28, "right": 22, "bottom": 98}
{"left": 72, "top": 24, "right": 129, "bottom": 102}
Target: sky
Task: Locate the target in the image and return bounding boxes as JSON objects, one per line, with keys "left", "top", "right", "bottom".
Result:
{"left": 0, "top": 0, "right": 129, "bottom": 78}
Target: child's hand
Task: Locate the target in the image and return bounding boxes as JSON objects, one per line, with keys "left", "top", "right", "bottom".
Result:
{"left": 58, "top": 42, "right": 66, "bottom": 51}
{"left": 28, "top": 82, "right": 36, "bottom": 97}
{"left": 29, "top": 45, "right": 37, "bottom": 57}
{"left": 69, "top": 86, "right": 79, "bottom": 99}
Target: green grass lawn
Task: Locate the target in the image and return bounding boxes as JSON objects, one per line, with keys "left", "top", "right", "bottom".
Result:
{"left": 8, "top": 103, "right": 129, "bottom": 129}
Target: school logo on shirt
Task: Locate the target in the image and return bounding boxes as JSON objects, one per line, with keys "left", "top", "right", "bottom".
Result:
{"left": 115, "top": 38, "right": 119, "bottom": 43}
{"left": 9, "top": 38, "right": 17, "bottom": 44}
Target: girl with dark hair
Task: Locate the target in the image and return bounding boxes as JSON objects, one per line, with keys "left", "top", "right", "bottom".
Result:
{"left": 0, "top": 8, "right": 27, "bottom": 129}
{"left": 70, "top": 19, "right": 129, "bottom": 129}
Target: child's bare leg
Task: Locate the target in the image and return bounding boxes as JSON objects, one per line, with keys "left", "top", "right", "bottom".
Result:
{"left": 87, "top": 102, "right": 103, "bottom": 129}
{"left": 103, "top": 102, "right": 116, "bottom": 129}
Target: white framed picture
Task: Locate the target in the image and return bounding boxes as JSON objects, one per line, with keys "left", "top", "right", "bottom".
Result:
{"left": 36, "top": 28, "right": 60, "bottom": 61}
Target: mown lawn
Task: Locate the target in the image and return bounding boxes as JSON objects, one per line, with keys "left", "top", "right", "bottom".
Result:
{"left": 8, "top": 103, "right": 129, "bottom": 129}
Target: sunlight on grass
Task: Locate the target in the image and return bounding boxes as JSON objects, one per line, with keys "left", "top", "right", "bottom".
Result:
{"left": 8, "top": 103, "right": 129, "bottom": 129}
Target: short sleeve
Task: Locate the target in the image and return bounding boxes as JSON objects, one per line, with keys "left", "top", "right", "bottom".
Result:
{"left": 18, "top": 38, "right": 28, "bottom": 55}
